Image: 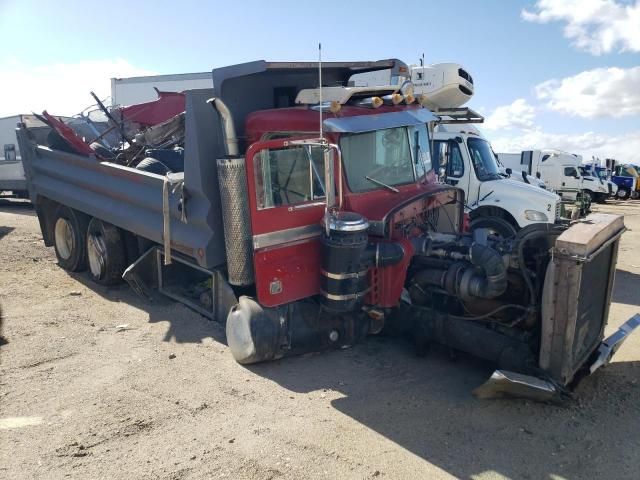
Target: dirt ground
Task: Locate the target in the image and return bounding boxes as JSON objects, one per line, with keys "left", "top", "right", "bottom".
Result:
{"left": 0, "top": 198, "right": 638, "bottom": 480}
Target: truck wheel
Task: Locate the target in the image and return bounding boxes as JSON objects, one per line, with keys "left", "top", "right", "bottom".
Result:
{"left": 136, "top": 157, "right": 170, "bottom": 176}
{"left": 86, "top": 218, "right": 127, "bottom": 285}
{"left": 617, "top": 188, "right": 630, "bottom": 200}
{"left": 53, "top": 206, "right": 89, "bottom": 272}
{"left": 470, "top": 216, "right": 518, "bottom": 239}
{"left": 583, "top": 190, "right": 592, "bottom": 203}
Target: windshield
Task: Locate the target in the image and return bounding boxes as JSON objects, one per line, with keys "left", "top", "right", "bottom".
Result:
{"left": 340, "top": 126, "right": 428, "bottom": 192}
{"left": 466, "top": 137, "right": 501, "bottom": 180}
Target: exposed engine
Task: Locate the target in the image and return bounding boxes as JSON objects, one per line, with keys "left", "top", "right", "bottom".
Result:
{"left": 396, "top": 223, "right": 565, "bottom": 376}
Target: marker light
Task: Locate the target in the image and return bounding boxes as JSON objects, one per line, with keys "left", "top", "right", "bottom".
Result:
{"left": 404, "top": 94, "right": 416, "bottom": 105}
{"left": 329, "top": 101, "right": 342, "bottom": 113}
{"left": 383, "top": 93, "right": 404, "bottom": 105}
{"left": 354, "top": 96, "right": 383, "bottom": 108}
{"left": 399, "top": 80, "right": 414, "bottom": 98}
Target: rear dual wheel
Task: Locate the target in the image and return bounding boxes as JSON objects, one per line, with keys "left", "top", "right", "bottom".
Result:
{"left": 53, "top": 206, "right": 89, "bottom": 272}
{"left": 52, "top": 207, "right": 127, "bottom": 285}
{"left": 86, "top": 218, "right": 127, "bottom": 286}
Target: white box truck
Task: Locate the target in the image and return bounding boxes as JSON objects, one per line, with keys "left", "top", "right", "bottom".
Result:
{"left": 432, "top": 119, "right": 561, "bottom": 237}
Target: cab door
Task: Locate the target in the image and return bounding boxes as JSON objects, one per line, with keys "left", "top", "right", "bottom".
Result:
{"left": 434, "top": 139, "right": 471, "bottom": 202}
{"left": 245, "top": 139, "right": 328, "bottom": 307}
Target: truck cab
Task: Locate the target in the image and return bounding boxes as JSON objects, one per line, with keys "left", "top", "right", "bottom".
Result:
{"left": 612, "top": 164, "right": 640, "bottom": 200}
{"left": 577, "top": 165, "right": 610, "bottom": 203}
{"left": 497, "top": 149, "right": 592, "bottom": 212}
{"left": 432, "top": 123, "right": 560, "bottom": 237}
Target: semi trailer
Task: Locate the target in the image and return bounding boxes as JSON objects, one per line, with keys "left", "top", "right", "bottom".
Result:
{"left": 16, "top": 59, "right": 638, "bottom": 400}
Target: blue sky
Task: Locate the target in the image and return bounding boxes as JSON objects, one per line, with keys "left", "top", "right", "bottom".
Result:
{"left": 1, "top": 0, "right": 639, "bottom": 161}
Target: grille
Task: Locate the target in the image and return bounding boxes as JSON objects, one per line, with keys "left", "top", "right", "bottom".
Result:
{"left": 572, "top": 243, "right": 614, "bottom": 365}
{"left": 217, "top": 158, "right": 254, "bottom": 286}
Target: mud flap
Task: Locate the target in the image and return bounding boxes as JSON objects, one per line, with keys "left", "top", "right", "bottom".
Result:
{"left": 588, "top": 313, "right": 640, "bottom": 374}
{"left": 122, "top": 247, "right": 159, "bottom": 300}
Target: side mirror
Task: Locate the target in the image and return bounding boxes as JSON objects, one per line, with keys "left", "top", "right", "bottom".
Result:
{"left": 505, "top": 167, "right": 512, "bottom": 175}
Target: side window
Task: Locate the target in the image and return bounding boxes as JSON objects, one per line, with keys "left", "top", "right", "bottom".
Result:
{"left": 432, "top": 140, "right": 443, "bottom": 169}
{"left": 564, "top": 167, "right": 577, "bottom": 177}
{"left": 3, "top": 144, "right": 17, "bottom": 161}
{"left": 448, "top": 143, "right": 464, "bottom": 178}
{"left": 408, "top": 124, "right": 432, "bottom": 177}
{"left": 254, "top": 146, "right": 325, "bottom": 209}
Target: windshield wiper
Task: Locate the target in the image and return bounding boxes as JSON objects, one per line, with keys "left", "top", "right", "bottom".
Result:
{"left": 365, "top": 175, "right": 399, "bottom": 193}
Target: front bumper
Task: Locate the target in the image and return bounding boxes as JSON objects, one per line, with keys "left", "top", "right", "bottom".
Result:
{"left": 474, "top": 314, "right": 640, "bottom": 401}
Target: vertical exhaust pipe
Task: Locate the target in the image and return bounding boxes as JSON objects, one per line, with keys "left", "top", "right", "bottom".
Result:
{"left": 208, "top": 97, "right": 239, "bottom": 157}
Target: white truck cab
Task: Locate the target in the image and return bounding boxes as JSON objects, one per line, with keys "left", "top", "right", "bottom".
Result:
{"left": 497, "top": 150, "right": 587, "bottom": 202}
{"left": 577, "top": 165, "right": 610, "bottom": 203}
{"left": 432, "top": 123, "right": 560, "bottom": 237}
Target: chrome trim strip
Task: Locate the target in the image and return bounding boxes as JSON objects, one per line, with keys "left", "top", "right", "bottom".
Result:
{"left": 253, "top": 224, "right": 322, "bottom": 250}
{"left": 320, "top": 269, "right": 368, "bottom": 280}
{"left": 320, "top": 288, "right": 371, "bottom": 301}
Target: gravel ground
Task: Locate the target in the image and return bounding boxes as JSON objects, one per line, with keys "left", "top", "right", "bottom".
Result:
{"left": 1, "top": 197, "right": 639, "bottom": 480}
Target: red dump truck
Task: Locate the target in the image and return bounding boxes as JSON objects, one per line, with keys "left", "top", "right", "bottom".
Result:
{"left": 16, "top": 59, "right": 639, "bottom": 400}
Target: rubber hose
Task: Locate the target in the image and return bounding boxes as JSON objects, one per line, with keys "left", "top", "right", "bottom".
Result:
{"left": 468, "top": 244, "right": 508, "bottom": 298}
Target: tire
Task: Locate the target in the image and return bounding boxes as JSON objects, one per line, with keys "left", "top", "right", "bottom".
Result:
{"left": 470, "top": 216, "right": 518, "bottom": 239}
{"left": 594, "top": 193, "right": 607, "bottom": 204}
{"left": 617, "top": 187, "right": 630, "bottom": 200}
{"left": 53, "top": 206, "right": 89, "bottom": 271}
{"left": 86, "top": 218, "right": 127, "bottom": 285}
{"left": 136, "top": 157, "right": 170, "bottom": 176}
{"left": 90, "top": 142, "right": 115, "bottom": 160}
{"left": 583, "top": 190, "right": 592, "bottom": 203}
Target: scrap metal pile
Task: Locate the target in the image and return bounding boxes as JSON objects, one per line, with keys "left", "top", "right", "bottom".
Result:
{"left": 35, "top": 90, "right": 187, "bottom": 175}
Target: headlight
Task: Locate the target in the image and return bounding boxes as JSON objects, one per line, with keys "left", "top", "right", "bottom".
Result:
{"left": 524, "top": 210, "right": 548, "bottom": 222}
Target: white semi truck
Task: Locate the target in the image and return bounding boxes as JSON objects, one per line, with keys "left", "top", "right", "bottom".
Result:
{"left": 496, "top": 150, "right": 607, "bottom": 205}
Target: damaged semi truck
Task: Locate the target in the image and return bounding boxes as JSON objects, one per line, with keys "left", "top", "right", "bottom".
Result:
{"left": 16, "top": 60, "right": 639, "bottom": 400}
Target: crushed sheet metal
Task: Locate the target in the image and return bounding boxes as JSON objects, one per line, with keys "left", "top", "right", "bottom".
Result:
{"left": 473, "top": 370, "right": 559, "bottom": 402}
{"left": 589, "top": 313, "right": 640, "bottom": 374}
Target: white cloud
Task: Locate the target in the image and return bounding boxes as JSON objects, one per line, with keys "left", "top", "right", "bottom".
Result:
{"left": 0, "top": 58, "right": 157, "bottom": 118}
{"left": 522, "top": 0, "right": 640, "bottom": 55}
{"left": 488, "top": 127, "right": 640, "bottom": 163}
{"left": 483, "top": 99, "right": 536, "bottom": 130}
{"left": 535, "top": 66, "right": 640, "bottom": 118}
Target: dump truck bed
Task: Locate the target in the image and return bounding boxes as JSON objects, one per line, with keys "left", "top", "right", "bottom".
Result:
{"left": 16, "top": 89, "right": 227, "bottom": 269}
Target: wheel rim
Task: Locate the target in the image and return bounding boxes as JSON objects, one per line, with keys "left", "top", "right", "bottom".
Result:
{"left": 617, "top": 189, "right": 627, "bottom": 198}
{"left": 54, "top": 218, "right": 74, "bottom": 260}
{"left": 87, "top": 232, "right": 106, "bottom": 278}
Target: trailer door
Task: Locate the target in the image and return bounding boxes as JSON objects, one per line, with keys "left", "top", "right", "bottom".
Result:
{"left": 245, "top": 139, "right": 328, "bottom": 307}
